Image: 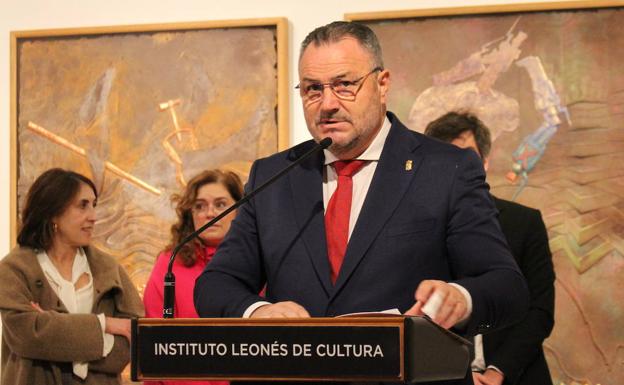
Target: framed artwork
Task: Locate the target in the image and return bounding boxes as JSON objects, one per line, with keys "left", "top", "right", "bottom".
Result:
{"left": 10, "top": 18, "right": 288, "bottom": 293}
{"left": 347, "top": 2, "right": 624, "bottom": 384}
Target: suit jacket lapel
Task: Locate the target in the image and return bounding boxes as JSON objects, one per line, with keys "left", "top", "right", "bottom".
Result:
{"left": 332, "top": 119, "right": 423, "bottom": 294}
{"left": 288, "top": 144, "right": 333, "bottom": 296}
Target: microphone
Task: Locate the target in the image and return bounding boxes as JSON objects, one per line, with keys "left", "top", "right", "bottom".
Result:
{"left": 162, "top": 137, "right": 332, "bottom": 318}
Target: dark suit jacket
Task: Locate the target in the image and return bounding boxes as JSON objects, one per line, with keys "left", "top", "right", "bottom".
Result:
{"left": 483, "top": 197, "right": 555, "bottom": 385}
{"left": 195, "top": 112, "right": 529, "bottom": 384}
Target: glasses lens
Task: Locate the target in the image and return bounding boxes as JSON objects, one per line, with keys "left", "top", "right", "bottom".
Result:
{"left": 191, "top": 199, "right": 232, "bottom": 214}
{"left": 331, "top": 81, "right": 357, "bottom": 100}
{"left": 191, "top": 201, "right": 207, "bottom": 213}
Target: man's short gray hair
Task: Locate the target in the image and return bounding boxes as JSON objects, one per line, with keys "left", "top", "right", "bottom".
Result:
{"left": 299, "top": 21, "right": 384, "bottom": 69}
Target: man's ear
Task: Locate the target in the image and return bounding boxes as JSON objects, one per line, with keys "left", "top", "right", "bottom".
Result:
{"left": 378, "top": 69, "right": 390, "bottom": 102}
{"left": 483, "top": 156, "right": 490, "bottom": 172}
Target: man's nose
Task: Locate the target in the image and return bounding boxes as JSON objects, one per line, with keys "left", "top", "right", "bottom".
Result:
{"left": 319, "top": 86, "right": 340, "bottom": 111}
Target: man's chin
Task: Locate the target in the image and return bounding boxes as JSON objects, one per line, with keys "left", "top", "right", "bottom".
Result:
{"left": 328, "top": 138, "right": 360, "bottom": 157}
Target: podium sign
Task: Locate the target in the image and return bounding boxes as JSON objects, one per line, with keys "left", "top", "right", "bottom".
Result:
{"left": 131, "top": 316, "right": 470, "bottom": 383}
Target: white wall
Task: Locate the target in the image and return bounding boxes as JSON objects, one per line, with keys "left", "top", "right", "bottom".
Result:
{"left": 0, "top": 0, "right": 555, "bottom": 256}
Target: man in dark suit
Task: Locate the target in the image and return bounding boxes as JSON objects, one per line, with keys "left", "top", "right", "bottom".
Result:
{"left": 425, "top": 112, "right": 555, "bottom": 385}
{"left": 195, "top": 21, "right": 529, "bottom": 384}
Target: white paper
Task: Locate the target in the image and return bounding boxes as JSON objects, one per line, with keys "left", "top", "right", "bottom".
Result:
{"left": 421, "top": 291, "right": 444, "bottom": 319}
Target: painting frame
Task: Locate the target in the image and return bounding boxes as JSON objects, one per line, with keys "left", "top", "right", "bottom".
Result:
{"left": 10, "top": 17, "right": 289, "bottom": 246}
{"left": 346, "top": 0, "right": 622, "bottom": 21}
{"left": 346, "top": 2, "right": 624, "bottom": 385}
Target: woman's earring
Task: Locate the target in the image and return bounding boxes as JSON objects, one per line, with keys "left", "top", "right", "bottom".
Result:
{"left": 52, "top": 223, "right": 58, "bottom": 233}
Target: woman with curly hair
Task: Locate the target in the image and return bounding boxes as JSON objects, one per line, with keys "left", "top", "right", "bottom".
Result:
{"left": 142, "top": 169, "right": 243, "bottom": 385}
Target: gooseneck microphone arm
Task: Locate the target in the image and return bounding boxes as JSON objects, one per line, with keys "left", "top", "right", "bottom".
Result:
{"left": 162, "top": 137, "right": 332, "bottom": 318}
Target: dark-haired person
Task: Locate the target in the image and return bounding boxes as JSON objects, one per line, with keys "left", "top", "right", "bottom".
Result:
{"left": 0, "top": 168, "right": 144, "bottom": 385}
{"left": 195, "top": 21, "right": 529, "bottom": 385}
{"left": 425, "top": 111, "right": 555, "bottom": 385}
{"left": 142, "top": 169, "right": 243, "bottom": 385}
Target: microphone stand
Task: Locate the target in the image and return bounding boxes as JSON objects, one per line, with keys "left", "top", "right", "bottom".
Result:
{"left": 162, "top": 137, "right": 332, "bottom": 318}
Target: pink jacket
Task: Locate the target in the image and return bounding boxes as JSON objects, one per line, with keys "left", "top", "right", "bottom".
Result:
{"left": 143, "top": 246, "right": 228, "bottom": 385}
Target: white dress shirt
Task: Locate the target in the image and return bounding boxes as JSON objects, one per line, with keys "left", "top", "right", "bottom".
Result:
{"left": 471, "top": 333, "right": 504, "bottom": 375}
{"left": 37, "top": 248, "right": 114, "bottom": 379}
{"left": 321, "top": 117, "right": 390, "bottom": 239}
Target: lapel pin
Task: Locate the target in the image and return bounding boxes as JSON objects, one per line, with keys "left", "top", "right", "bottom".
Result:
{"left": 405, "top": 160, "right": 413, "bottom": 171}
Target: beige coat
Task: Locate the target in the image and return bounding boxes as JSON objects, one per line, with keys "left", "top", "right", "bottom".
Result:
{"left": 0, "top": 246, "right": 144, "bottom": 385}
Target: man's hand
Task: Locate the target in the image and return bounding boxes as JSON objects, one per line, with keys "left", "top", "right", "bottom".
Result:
{"left": 473, "top": 369, "right": 504, "bottom": 385}
{"left": 250, "top": 301, "right": 310, "bottom": 318}
{"left": 404, "top": 280, "right": 467, "bottom": 329}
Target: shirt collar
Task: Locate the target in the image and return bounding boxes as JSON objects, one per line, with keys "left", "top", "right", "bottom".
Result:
{"left": 37, "top": 247, "right": 90, "bottom": 286}
{"left": 323, "top": 116, "right": 391, "bottom": 165}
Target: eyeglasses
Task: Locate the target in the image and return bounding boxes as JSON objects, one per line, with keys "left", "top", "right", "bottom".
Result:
{"left": 296, "top": 67, "right": 383, "bottom": 104}
{"left": 190, "top": 199, "right": 231, "bottom": 215}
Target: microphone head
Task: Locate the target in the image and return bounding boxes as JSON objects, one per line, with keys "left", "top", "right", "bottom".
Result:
{"left": 319, "top": 137, "right": 333, "bottom": 149}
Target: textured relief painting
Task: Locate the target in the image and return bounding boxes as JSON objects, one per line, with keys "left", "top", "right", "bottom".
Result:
{"left": 12, "top": 20, "right": 287, "bottom": 297}
{"left": 351, "top": 2, "right": 624, "bottom": 385}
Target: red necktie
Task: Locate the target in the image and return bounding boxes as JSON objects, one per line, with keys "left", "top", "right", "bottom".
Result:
{"left": 325, "top": 160, "right": 366, "bottom": 284}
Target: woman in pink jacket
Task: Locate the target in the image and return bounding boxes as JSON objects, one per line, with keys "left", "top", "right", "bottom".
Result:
{"left": 143, "top": 169, "right": 243, "bottom": 385}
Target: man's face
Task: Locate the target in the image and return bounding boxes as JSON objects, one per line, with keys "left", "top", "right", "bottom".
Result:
{"left": 451, "top": 130, "right": 490, "bottom": 171}
{"left": 298, "top": 37, "right": 390, "bottom": 159}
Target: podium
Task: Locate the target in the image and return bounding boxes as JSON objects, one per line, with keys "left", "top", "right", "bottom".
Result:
{"left": 131, "top": 316, "right": 471, "bottom": 383}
